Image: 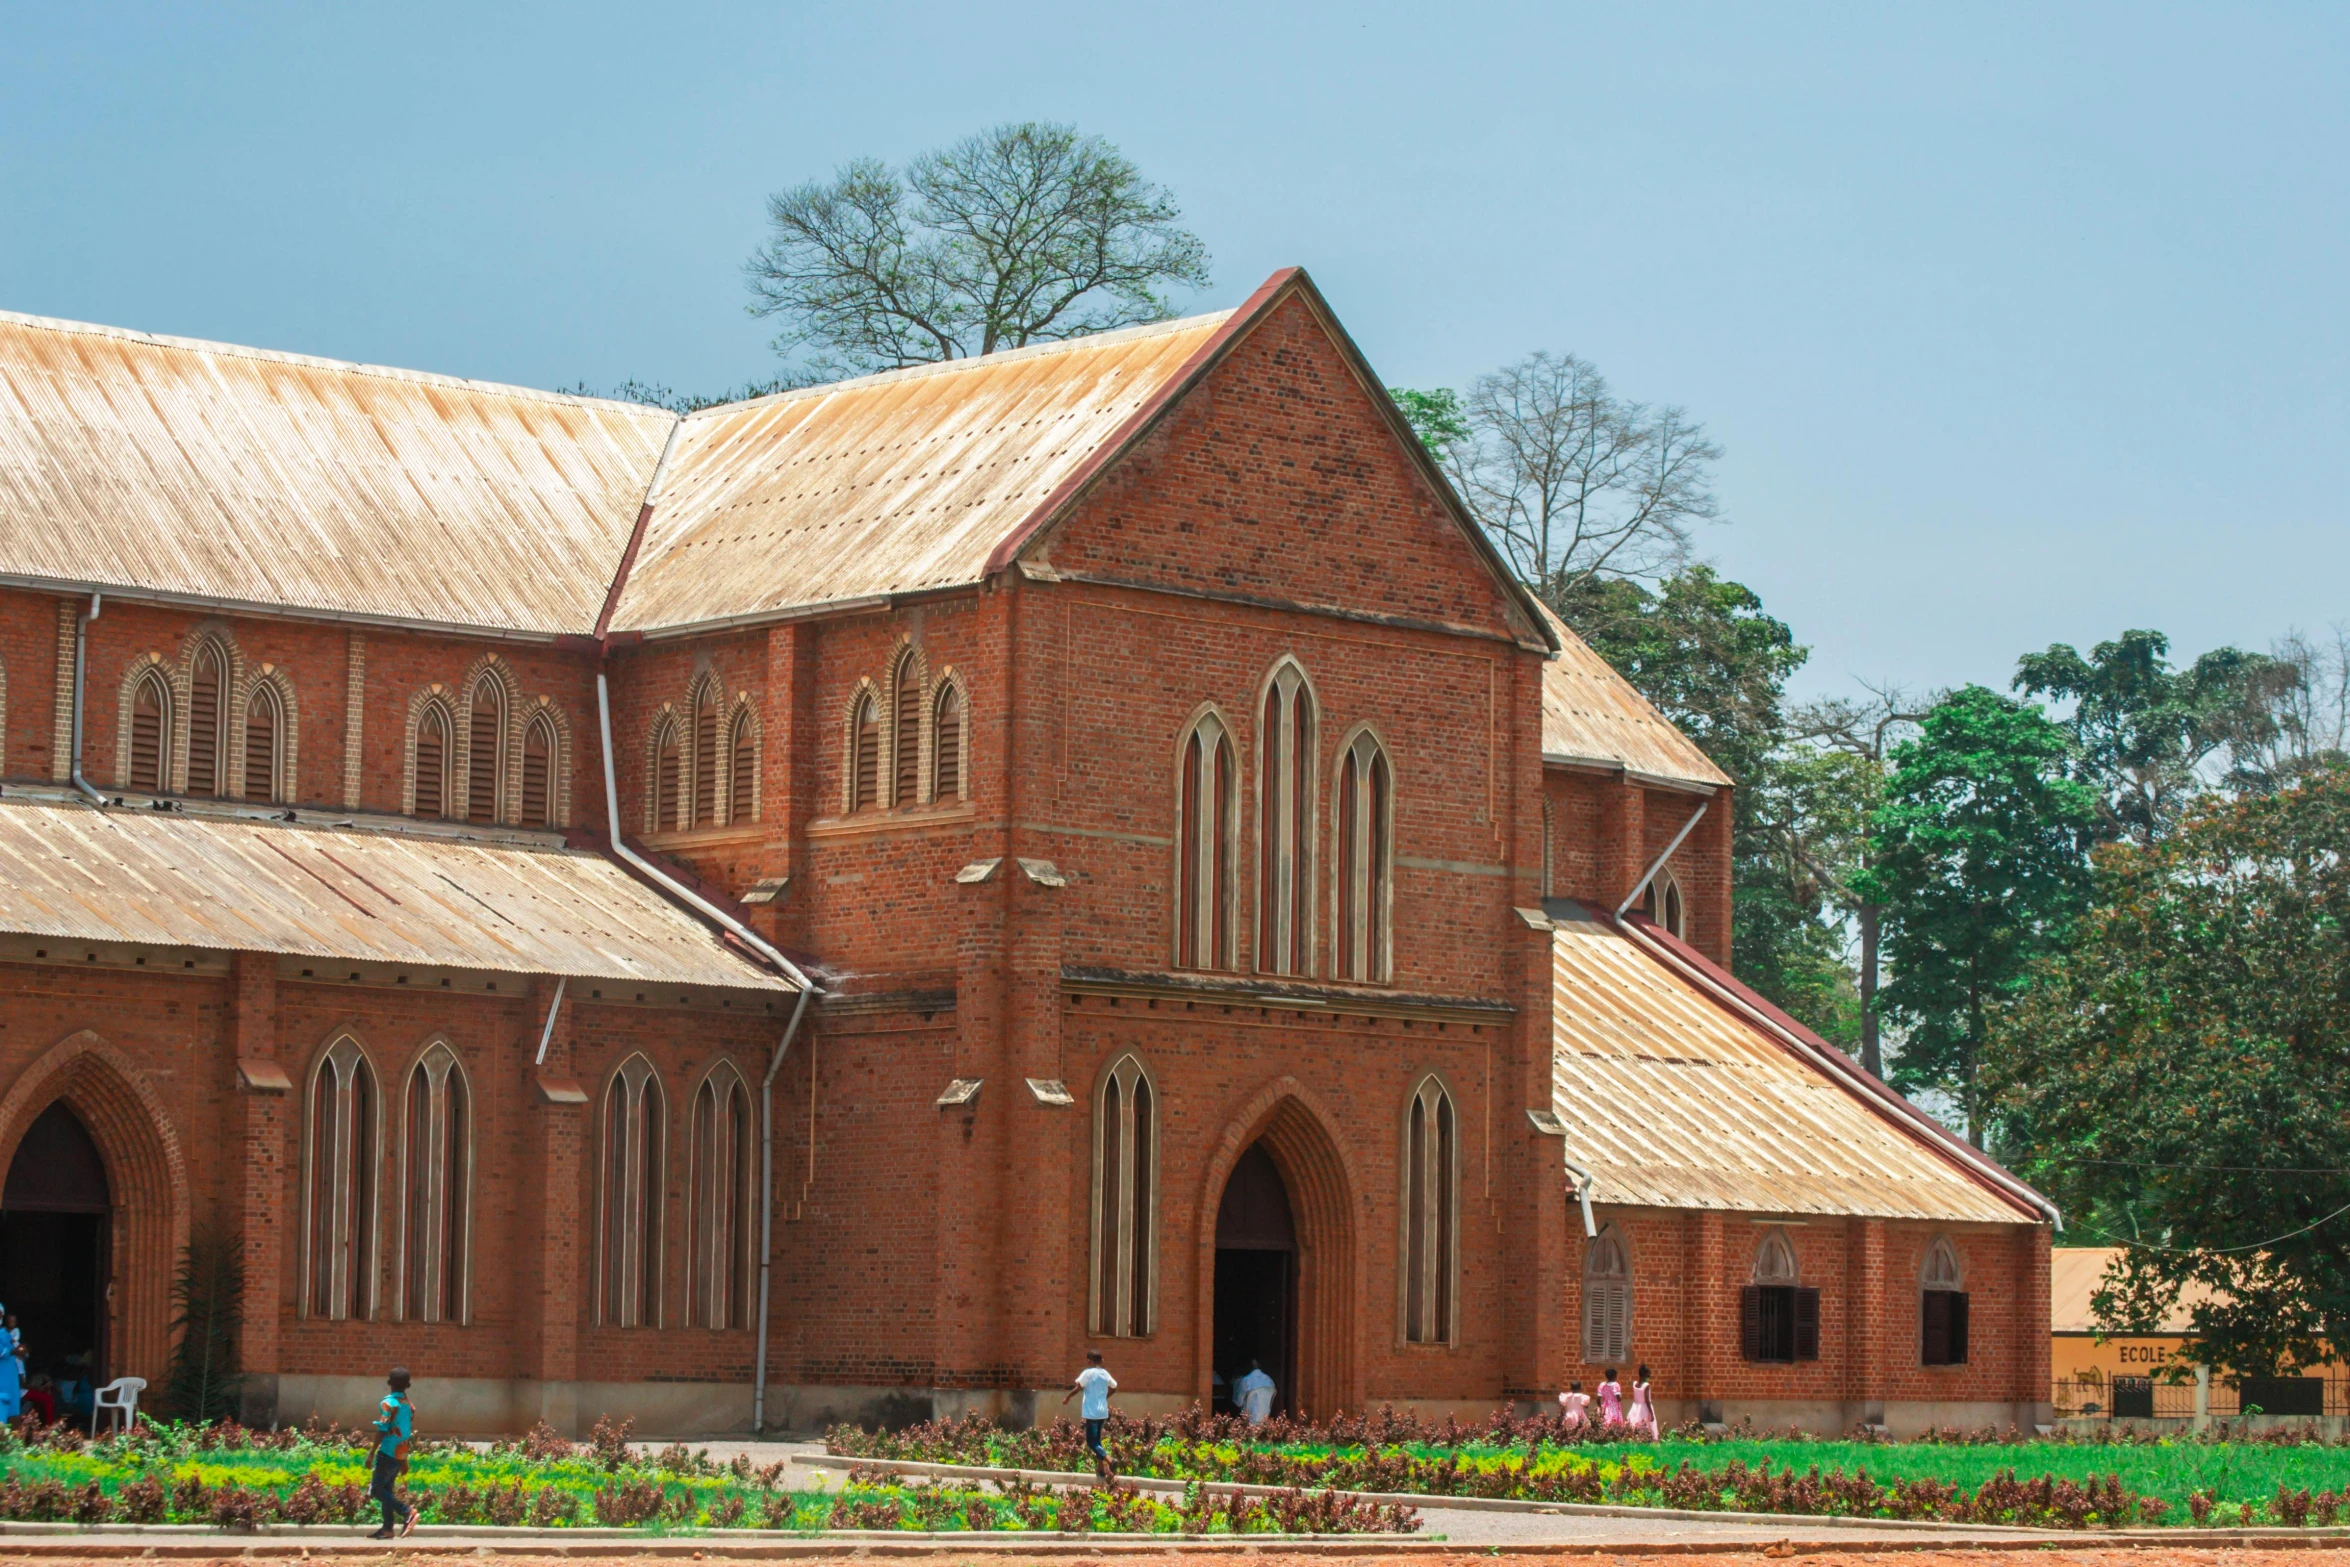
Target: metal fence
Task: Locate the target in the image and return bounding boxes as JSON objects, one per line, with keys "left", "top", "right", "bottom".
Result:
{"left": 2054, "top": 1373, "right": 2350, "bottom": 1421}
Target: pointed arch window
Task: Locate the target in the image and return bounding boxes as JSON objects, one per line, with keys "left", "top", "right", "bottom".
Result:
{"left": 466, "top": 678, "right": 504, "bottom": 825}
{"left": 1582, "top": 1225, "right": 1633, "bottom": 1364}
{"left": 1401, "top": 1075, "right": 1458, "bottom": 1344}
{"left": 1256, "top": 664, "right": 1315, "bottom": 975}
{"left": 891, "top": 650, "right": 922, "bottom": 806}
{"left": 849, "top": 691, "right": 881, "bottom": 812}
{"left": 128, "top": 669, "right": 170, "bottom": 794}
{"left": 1334, "top": 731, "right": 1393, "bottom": 982}
{"left": 1741, "top": 1228, "right": 1818, "bottom": 1364}
{"left": 599, "top": 1056, "right": 665, "bottom": 1327}
{"left": 413, "top": 701, "right": 452, "bottom": 819}
{"left": 691, "top": 682, "right": 719, "bottom": 828}
{"left": 687, "top": 1063, "right": 754, "bottom": 1329}
{"left": 932, "top": 683, "right": 963, "bottom": 803}
{"left": 1174, "top": 713, "right": 1235, "bottom": 970}
{"left": 520, "top": 714, "right": 554, "bottom": 828}
{"left": 1638, "top": 868, "right": 1686, "bottom": 940}
{"left": 651, "top": 712, "right": 682, "bottom": 832}
{"left": 1921, "top": 1237, "right": 1969, "bottom": 1366}
{"left": 304, "top": 1037, "right": 379, "bottom": 1321}
{"left": 728, "top": 709, "right": 757, "bottom": 824}
{"left": 1090, "top": 1056, "right": 1157, "bottom": 1337}
{"left": 243, "top": 683, "right": 282, "bottom": 803}
{"left": 400, "top": 1042, "right": 470, "bottom": 1324}
{"left": 187, "top": 643, "right": 227, "bottom": 797}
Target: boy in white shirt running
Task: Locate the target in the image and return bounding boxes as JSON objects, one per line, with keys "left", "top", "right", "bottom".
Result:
{"left": 1060, "top": 1351, "right": 1117, "bottom": 1479}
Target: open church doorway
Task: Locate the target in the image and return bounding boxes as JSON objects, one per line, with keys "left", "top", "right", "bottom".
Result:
{"left": 0, "top": 1102, "right": 112, "bottom": 1387}
{"left": 1211, "top": 1142, "right": 1295, "bottom": 1420}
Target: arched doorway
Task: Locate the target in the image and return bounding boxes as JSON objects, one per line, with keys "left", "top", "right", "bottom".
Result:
{"left": 0, "top": 1103, "right": 112, "bottom": 1384}
{"left": 1212, "top": 1143, "right": 1294, "bottom": 1418}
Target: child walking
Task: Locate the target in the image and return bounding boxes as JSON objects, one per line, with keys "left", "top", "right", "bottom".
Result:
{"left": 368, "top": 1366, "right": 416, "bottom": 1539}
{"left": 1060, "top": 1351, "right": 1117, "bottom": 1479}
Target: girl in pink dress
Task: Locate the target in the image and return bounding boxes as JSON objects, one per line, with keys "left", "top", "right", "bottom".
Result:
{"left": 1628, "top": 1364, "right": 1659, "bottom": 1438}
{"left": 1596, "top": 1369, "right": 1624, "bottom": 1428}
{"left": 1558, "top": 1382, "right": 1591, "bottom": 1434}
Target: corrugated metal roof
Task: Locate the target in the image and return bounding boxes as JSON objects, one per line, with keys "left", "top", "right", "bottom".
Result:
{"left": 0, "top": 311, "right": 672, "bottom": 635}
{"left": 1538, "top": 602, "right": 1732, "bottom": 790}
{"left": 0, "top": 796, "right": 793, "bottom": 990}
{"left": 1547, "top": 906, "right": 2020, "bottom": 1224}
{"left": 2050, "top": 1247, "right": 2216, "bottom": 1334}
{"left": 607, "top": 313, "right": 1232, "bottom": 633}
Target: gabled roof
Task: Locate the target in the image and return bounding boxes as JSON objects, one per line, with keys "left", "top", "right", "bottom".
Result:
{"left": 0, "top": 310, "right": 672, "bottom": 636}
{"left": 0, "top": 794, "right": 795, "bottom": 992}
{"left": 1545, "top": 901, "right": 2037, "bottom": 1225}
{"left": 2050, "top": 1247, "right": 2217, "bottom": 1334}
{"left": 1537, "top": 602, "right": 1732, "bottom": 791}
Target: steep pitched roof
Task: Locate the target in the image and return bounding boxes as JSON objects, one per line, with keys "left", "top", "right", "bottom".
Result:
{"left": 1537, "top": 602, "right": 1733, "bottom": 791}
{"left": 1545, "top": 901, "right": 2040, "bottom": 1225}
{"left": 0, "top": 310, "right": 672, "bottom": 635}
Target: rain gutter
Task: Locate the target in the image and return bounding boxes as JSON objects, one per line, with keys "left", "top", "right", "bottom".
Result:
{"left": 69, "top": 593, "right": 105, "bottom": 806}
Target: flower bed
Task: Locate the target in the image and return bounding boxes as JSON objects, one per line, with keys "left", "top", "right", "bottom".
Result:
{"left": 827, "top": 1406, "right": 2350, "bottom": 1530}
{"left": 0, "top": 1415, "right": 1413, "bottom": 1534}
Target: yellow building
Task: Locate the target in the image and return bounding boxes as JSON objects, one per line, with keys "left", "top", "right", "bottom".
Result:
{"left": 2052, "top": 1248, "right": 2340, "bottom": 1420}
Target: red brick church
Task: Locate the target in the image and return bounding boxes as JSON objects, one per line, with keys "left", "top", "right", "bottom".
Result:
{"left": 0, "top": 269, "right": 2052, "bottom": 1437}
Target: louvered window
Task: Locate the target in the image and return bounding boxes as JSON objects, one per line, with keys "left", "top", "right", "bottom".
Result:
{"left": 1257, "top": 664, "right": 1315, "bottom": 975}
{"left": 243, "top": 685, "right": 279, "bottom": 802}
{"left": 1174, "top": 715, "right": 1236, "bottom": 969}
{"left": 304, "top": 1036, "right": 378, "bottom": 1320}
{"left": 600, "top": 1055, "right": 665, "bottom": 1327}
{"left": 1741, "top": 1229, "right": 1818, "bottom": 1363}
{"left": 687, "top": 1064, "right": 754, "bottom": 1329}
{"left": 1091, "top": 1056, "right": 1156, "bottom": 1337}
{"left": 414, "top": 705, "right": 450, "bottom": 819}
{"left": 1402, "top": 1076, "right": 1457, "bottom": 1344}
{"left": 467, "top": 681, "right": 502, "bottom": 825}
{"left": 519, "top": 717, "right": 552, "bottom": 828}
{"left": 1582, "top": 1226, "right": 1633, "bottom": 1364}
{"left": 1921, "top": 1237, "right": 1969, "bottom": 1366}
{"left": 1334, "top": 731, "right": 1393, "bottom": 981}
{"left": 653, "top": 716, "right": 681, "bottom": 831}
{"left": 691, "top": 687, "right": 718, "bottom": 828}
{"left": 187, "top": 645, "right": 225, "bottom": 796}
{"left": 892, "top": 651, "right": 922, "bottom": 805}
{"left": 851, "top": 693, "right": 880, "bottom": 811}
{"left": 932, "top": 684, "right": 962, "bottom": 802}
{"left": 128, "top": 672, "right": 168, "bottom": 793}
{"left": 728, "top": 711, "right": 756, "bottom": 824}
{"left": 401, "top": 1042, "right": 469, "bottom": 1324}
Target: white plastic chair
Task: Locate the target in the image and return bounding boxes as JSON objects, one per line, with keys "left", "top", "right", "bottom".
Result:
{"left": 90, "top": 1376, "right": 144, "bottom": 1436}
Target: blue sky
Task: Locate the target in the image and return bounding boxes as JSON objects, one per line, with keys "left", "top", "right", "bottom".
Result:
{"left": 4, "top": 2, "right": 2342, "bottom": 699}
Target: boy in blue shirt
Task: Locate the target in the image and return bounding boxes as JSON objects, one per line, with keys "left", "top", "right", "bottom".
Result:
{"left": 368, "top": 1366, "right": 416, "bottom": 1539}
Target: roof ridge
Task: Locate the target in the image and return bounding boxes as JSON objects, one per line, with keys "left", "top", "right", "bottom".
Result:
{"left": 0, "top": 307, "right": 683, "bottom": 421}
{"left": 673, "top": 308, "right": 1240, "bottom": 425}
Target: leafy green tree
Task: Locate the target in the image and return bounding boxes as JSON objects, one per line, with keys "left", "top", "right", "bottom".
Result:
{"left": 1986, "top": 767, "right": 2350, "bottom": 1377}
{"left": 745, "top": 121, "right": 1210, "bottom": 376}
{"left": 1856, "top": 686, "right": 2097, "bottom": 1144}
{"left": 2014, "top": 629, "right": 2290, "bottom": 844}
{"left": 1388, "top": 386, "right": 1468, "bottom": 462}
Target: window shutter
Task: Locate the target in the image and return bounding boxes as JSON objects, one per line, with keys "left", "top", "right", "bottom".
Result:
{"left": 469, "top": 697, "right": 500, "bottom": 824}
{"left": 893, "top": 667, "right": 920, "bottom": 805}
{"left": 693, "top": 697, "right": 718, "bottom": 826}
{"left": 244, "top": 694, "right": 275, "bottom": 802}
{"left": 130, "top": 680, "right": 164, "bottom": 793}
{"left": 521, "top": 723, "right": 550, "bottom": 828}
{"left": 1740, "top": 1285, "right": 1763, "bottom": 1362}
{"left": 1922, "top": 1289, "right": 1950, "bottom": 1365}
{"left": 853, "top": 697, "right": 879, "bottom": 811}
{"left": 416, "top": 711, "right": 446, "bottom": 818}
{"left": 1794, "top": 1286, "right": 1821, "bottom": 1361}
{"left": 189, "top": 654, "right": 221, "bottom": 795}
{"left": 730, "top": 716, "right": 754, "bottom": 823}
{"left": 1949, "top": 1291, "right": 1969, "bottom": 1365}
{"left": 933, "top": 687, "right": 961, "bottom": 801}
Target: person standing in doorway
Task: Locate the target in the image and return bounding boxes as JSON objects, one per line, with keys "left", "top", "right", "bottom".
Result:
{"left": 0, "top": 1307, "right": 19, "bottom": 1423}
{"left": 1060, "top": 1351, "right": 1117, "bottom": 1479}
{"left": 368, "top": 1366, "right": 417, "bottom": 1539}
{"left": 1232, "top": 1360, "right": 1276, "bottom": 1427}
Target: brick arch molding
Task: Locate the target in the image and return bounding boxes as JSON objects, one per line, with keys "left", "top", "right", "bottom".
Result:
{"left": 1192, "top": 1076, "right": 1364, "bottom": 1419}
{"left": 0, "top": 1030, "right": 191, "bottom": 1386}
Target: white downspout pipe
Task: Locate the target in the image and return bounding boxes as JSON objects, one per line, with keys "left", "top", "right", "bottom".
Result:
{"left": 1563, "top": 1154, "right": 1599, "bottom": 1238}
{"left": 70, "top": 593, "right": 106, "bottom": 806}
{"left": 753, "top": 986, "right": 811, "bottom": 1434}
{"left": 1615, "top": 800, "right": 1707, "bottom": 919}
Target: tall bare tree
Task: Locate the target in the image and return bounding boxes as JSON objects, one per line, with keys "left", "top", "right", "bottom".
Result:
{"left": 744, "top": 121, "right": 1211, "bottom": 376}
{"left": 2236, "top": 623, "right": 2350, "bottom": 787}
{"left": 1416, "top": 352, "right": 1721, "bottom": 603}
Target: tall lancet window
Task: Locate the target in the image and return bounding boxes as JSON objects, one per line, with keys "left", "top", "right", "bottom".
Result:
{"left": 691, "top": 681, "right": 720, "bottom": 828}
{"left": 1333, "top": 730, "right": 1394, "bottom": 981}
{"left": 520, "top": 714, "right": 555, "bottom": 828}
{"left": 413, "top": 700, "right": 452, "bottom": 819}
{"left": 304, "top": 1036, "right": 379, "bottom": 1320}
{"left": 687, "top": 1063, "right": 754, "bottom": 1329}
{"left": 187, "top": 642, "right": 227, "bottom": 796}
{"left": 1582, "top": 1225, "right": 1633, "bottom": 1363}
{"left": 127, "top": 669, "right": 171, "bottom": 794}
{"left": 1174, "top": 713, "right": 1236, "bottom": 970}
{"left": 400, "top": 1042, "right": 470, "bottom": 1324}
{"left": 1256, "top": 663, "right": 1315, "bottom": 975}
{"left": 599, "top": 1055, "right": 666, "bottom": 1327}
{"left": 651, "top": 713, "right": 682, "bottom": 832}
{"left": 1401, "top": 1075, "right": 1458, "bottom": 1344}
{"left": 243, "top": 682, "right": 282, "bottom": 803}
{"left": 466, "top": 676, "right": 504, "bottom": 825}
{"left": 1090, "top": 1056, "right": 1157, "bottom": 1337}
